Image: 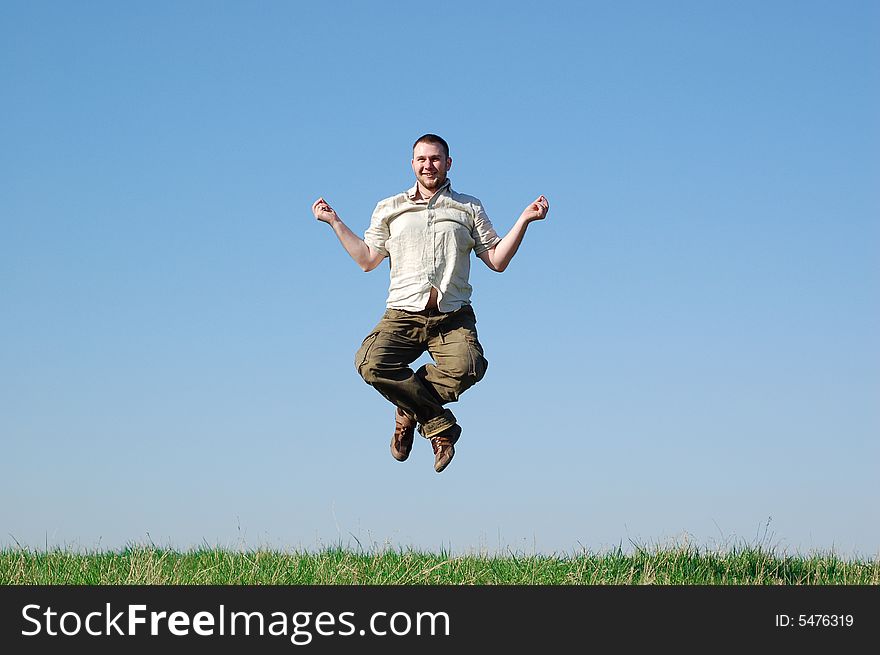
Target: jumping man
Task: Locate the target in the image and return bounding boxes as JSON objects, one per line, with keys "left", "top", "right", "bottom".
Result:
{"left": 311, "top": 134, "right": 549, "bottom": 472}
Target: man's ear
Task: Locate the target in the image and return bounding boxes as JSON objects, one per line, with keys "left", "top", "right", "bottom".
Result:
{"left": 446, "top": 157, "right": 453, "bottom": 170}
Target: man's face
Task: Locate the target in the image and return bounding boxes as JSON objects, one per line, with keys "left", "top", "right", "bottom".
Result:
{"left": 412, "top": 142, "right": 452, "bottom": 192}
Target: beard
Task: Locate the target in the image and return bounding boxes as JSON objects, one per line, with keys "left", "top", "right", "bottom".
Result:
{"left": 419, "top": 171, "right": 446, "bottom": 190}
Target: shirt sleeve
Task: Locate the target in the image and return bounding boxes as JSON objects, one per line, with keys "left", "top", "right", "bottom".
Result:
{"left": 363, "top": 202, "right": 390, "bottom": 258}
{"left": 471, "top": 201, "right": 502, "bottom": 255}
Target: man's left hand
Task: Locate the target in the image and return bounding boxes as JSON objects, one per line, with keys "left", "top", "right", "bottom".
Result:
{"left": 520, "top": 195, "right": 550, "bottom": 223}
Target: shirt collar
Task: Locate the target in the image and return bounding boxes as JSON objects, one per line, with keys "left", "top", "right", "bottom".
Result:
{"left": 407, "top": 178, "right": 452, "bottom": 201}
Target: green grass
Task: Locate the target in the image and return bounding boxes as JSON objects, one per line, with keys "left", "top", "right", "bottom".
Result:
{"left": 2, "top": 545, "right": 878, "bottom": 584}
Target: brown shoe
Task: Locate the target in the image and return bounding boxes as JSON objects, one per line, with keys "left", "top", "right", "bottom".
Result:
{"left": 430, "top": 424, "right": 461, "bottom": 473}
{"left": 391, "top": 408, "right": 416, "bottom": 461}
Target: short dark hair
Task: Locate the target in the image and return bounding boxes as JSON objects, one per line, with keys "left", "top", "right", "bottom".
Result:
{"left": 413, "top": 133, "right": 450, "bottom": 159}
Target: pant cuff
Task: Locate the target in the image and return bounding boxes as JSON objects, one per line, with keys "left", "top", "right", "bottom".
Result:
{"left": 419, "top": 409, "right": 457, "bottom": 438}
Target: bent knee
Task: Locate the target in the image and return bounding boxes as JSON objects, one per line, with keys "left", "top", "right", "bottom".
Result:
{"left": 356, "top": 357, "right": 385, "bottom": 386}
{"left": 354, "top": 332, "right": 380, "bottom": 378}
{"left": 454, "top": 359, "right": 487, "bottom": 394}
{"left": 436, "top": 341, "right": 488, "bottom": 400}
{"left": 358, "top": 363, "right": 383, "bottom": 386}
{"left": 464, "top": 336, "right": 488, "bottom": 384}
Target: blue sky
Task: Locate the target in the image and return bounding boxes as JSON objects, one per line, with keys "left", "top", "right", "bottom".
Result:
{"left": 2, "top": 0, "right": 878, "bottom": 558}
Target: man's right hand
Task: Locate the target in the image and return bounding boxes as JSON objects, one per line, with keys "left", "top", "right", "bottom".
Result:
{"left": 312, "top": 197, "right": 339, "bottom": 224}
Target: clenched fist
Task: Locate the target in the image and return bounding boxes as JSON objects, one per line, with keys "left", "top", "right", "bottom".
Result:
{"left": 312, "top": 197, "right": 339, "bottom": 224}
{"left": 519, "top": 195, "right": 549, "bottom": 223}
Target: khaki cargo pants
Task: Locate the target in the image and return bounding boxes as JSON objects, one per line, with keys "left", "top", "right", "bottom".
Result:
{"left": 355, "top": 304, "right": 488, "bottom": 438}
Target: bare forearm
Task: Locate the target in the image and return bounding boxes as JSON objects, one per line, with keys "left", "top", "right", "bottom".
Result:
{"left": 480, "top": 194, "right": 549, "bottom": 272}
{"left": 311, "top": 196, "right": 384, "bottom": 271}
{"left": 486, "top": 216, "right": 531, "bottom": 272}
{"left": 327, "top": 217, "right": 383, "bottom": 271}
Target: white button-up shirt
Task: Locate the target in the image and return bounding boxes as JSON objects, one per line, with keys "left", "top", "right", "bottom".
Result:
{"left": 363, "top": 179, "right": 502, "bottom": 313}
